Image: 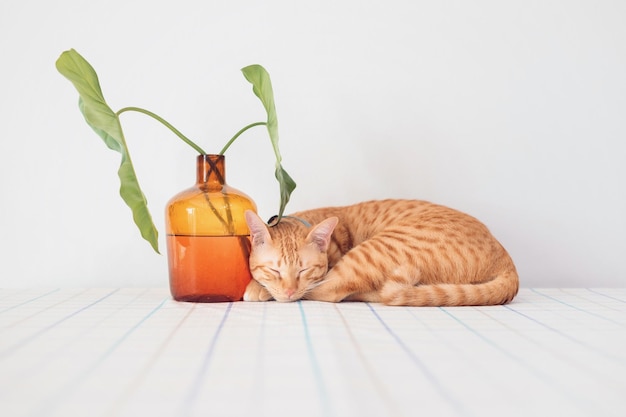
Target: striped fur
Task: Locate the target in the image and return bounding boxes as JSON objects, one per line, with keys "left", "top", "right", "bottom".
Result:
{"left": 244, "top": 199, "right": 519, "bottom": 306}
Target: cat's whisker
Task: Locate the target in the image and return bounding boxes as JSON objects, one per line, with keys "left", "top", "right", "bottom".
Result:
{"left": 305, "top": 280, "right": 326, "bottom": 291}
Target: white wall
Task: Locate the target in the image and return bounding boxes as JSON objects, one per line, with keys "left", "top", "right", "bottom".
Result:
{"left": 1, "top": 0, "right": 624, "bottom": 288}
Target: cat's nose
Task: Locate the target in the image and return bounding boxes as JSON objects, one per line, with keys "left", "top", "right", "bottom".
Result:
{"left": 285, "top": 288, "right": 296, "bottom": 299}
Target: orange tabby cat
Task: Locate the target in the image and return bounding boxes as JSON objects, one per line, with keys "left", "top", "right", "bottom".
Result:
{"left": 243, "top": 199, "right": 519, "bottom": 306}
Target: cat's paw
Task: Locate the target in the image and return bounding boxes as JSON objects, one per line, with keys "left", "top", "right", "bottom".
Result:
{"left": 380, "top": 281, "right": 410, "bottom": 306}
{"left": 304, "top": 284, "right": 346, "bottom": 303}
{"left": 243, "top": 280, "right": 273, "bottom": 302}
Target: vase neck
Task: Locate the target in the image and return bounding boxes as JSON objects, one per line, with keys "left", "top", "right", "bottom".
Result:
{"left": 197, "top": 154, "right": 226, "bottom": 186}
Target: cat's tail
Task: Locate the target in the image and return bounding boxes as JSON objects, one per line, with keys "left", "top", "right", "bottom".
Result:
{"left": 380, "top": 266, "right": 519, "bottom": 307}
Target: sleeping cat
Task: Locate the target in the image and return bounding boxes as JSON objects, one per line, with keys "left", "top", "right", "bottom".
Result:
{"left": 243, "top": 199, "right": 519, "bottom": 306}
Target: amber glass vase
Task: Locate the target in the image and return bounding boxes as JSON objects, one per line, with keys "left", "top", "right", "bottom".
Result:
{"left": 165, "top": 154, "right": 257, "bottom": 302}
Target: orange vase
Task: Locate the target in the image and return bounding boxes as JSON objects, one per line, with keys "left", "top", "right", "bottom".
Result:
{"left": 165, "top": 154, "right": 257, "bottom": 302}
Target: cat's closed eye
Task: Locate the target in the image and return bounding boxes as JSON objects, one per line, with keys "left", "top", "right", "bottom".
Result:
{"left": 268, "top": 268, "right": 281, "bottom": 279}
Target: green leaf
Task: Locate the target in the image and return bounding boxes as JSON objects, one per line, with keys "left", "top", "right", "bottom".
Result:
{"left": 56, "top": 49, "right": 160, "bottom": 253}
{"left": 274, "top": 165, "right": 297, "bottom": 217}
{"left": 241, "top": 64, "right": 296, "bottom": 219}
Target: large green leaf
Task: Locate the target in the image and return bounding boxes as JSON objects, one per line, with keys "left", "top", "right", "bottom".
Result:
{"left": 241, "top": 65, "right": 296, "bottom": 220}
{"left": 56, "top": 49, "right": 160, "bottom": 253}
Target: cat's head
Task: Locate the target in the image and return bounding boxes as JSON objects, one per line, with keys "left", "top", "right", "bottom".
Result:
{"left": 245, "top": 210, "right": 338, "bottom": 302}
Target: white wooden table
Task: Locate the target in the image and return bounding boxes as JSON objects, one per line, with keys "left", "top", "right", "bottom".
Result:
{"left": 1, "top": 288, "right": 624, "bottom": 417}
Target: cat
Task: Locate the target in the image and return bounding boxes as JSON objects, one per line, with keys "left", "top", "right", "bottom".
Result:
{"left": 243, "top": 199, "right": 519, "bottom": 306}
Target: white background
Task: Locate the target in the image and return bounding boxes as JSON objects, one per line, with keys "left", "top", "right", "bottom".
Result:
{"left": 0, "top": 0, "right": 624, "bottom": 288}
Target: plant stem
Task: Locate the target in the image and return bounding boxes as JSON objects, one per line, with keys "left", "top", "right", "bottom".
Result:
{"left": 219, "top": 121, "right": 267, "bottom": 155}
{"left": 116, "top": 107, "right": 207, "bottom": 155}
{"left": 201, "top": 156, "right": 233, "bottom": 234}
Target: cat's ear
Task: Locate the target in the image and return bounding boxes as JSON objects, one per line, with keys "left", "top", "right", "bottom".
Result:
{"left": 245, "top": 210, "right": 272, "bottom": 246}
{"left": 305, "top": 217, "right": 338, "bottom": 252}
